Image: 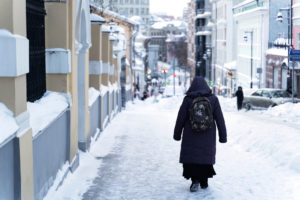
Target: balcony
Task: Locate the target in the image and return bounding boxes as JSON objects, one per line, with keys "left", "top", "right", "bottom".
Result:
{"left": 195, "top": 9, "right": 212, "bottom": 19}
{"left": 196, "top": 26, "right": 212, "bottom": 36}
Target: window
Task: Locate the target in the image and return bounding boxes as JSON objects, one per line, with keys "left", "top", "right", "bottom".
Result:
{"left": 251, "top": 90, "right": 262, "bottom": 96}
{"left": 26, "top": 0, "right": 46, "bottom": 102}
{"left": 130, "top": 0, "right": 134, "bottom": 4}
{"left": 136, "top": 8, "right": 139, "bottom": 15}
{"left": 141, "top": 8, "right": 144, "bottom": 14}
{"left": 262, "top": 90, "right": 271, "bottom": 98}
{"left": 136, "top": 0, "right": 139, "bottom": 4}
{"left": 130, "top": 8, "right": 134, "bottom": 14}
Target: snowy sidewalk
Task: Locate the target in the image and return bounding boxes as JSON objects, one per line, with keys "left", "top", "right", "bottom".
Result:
{"left": 45, "top": 96, "right": 300, "bottom": 200}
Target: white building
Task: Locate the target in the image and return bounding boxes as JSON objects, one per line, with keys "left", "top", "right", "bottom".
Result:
{"left": 232, "top": 0, "right": 269, "bottom": 89}
{"left": 111, "top": 0, "right": 150, "bottom": 35}
{"left": 211, "top": 0, "right": 235, "bottom": 93}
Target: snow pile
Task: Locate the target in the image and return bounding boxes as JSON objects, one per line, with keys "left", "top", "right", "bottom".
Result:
{"left": 27, "top": 92, "right": 69, "bottom": 137}
{"left": 219, "top": 97, "right": 300, "bottom": 173}
{"left": 0, "top": 103, "right": 19, "bottom": 144}
{"left": 263, "top": 102, "right": 300, "bottom": 123}
{"left": 44, "top": 152, "right": 101, "bottom": 200}
{"left": 88, "top": 87, "right": 100, "bottom": 107}
{"left": 100, "top": 84, "right": 109, "bottom": 96}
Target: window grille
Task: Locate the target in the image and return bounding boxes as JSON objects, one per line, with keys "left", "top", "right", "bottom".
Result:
{"left": 26, "top": 0, "right": 46, "bottom": 102}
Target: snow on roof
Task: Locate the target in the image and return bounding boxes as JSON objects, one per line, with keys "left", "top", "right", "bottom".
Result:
{"left": 151, "top": 20, "right": 187, "bottom": 30}
{"left": 90, "top": 4, "right": 138, "bottom": 26}
{"left": 130, "top": 16, "right": 145, "bottom": 25}
{"left": 166, "top": 33, "right": 187, "bottom": 42}
{"left": 90, "top": 13, "right": 106, "bottom": 24}
{"left": 0, "top": 102, "right": 19, "bottom": 144}
{"left": 266, "top": 48, "right": 288, "bottom": 57}
{"left": 102, "top": 25, "right": 111, "bottom": 33}
{"left": 274, "top": 37, "right": 288, "bottom": 46}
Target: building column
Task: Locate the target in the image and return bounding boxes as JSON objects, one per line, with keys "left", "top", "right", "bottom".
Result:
{"left": 0, "top": 1, "right": 34, "bottom": 199}
{"left": 89, "top": 15, "right": 105, "bottom": 90}
{"left": 44, "top": 0, "right": 80, "bottom": 170}
{"left": 101, "top": 28, "right": 111, "bottom": 87}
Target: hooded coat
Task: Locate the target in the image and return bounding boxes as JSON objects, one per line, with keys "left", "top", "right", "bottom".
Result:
{"left": 174, "top": 77, "right": 227, "bottom": 165}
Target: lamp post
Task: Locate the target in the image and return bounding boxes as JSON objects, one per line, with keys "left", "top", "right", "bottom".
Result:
{"left": 244, "top": 30, "right": 254, "bottom": 88}
{"left": 277, "top": 4, "right": 294, "bottom": 103}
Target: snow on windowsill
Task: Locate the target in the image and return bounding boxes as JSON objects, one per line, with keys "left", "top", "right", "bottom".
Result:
{"left": 0, "top": 103, "right": 19, "bottom": 145}
{"left": 28, "top": 91, "right": 69, "bottom": 137}
{"left": 89, "top": 87, "right": 100, "bottom": 107}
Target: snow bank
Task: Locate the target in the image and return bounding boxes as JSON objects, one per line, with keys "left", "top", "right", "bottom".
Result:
{"left": 27, "top": 91, "right": 69, "bottom": 137}
{"left": 220, "top": 96, "right": 300, "bottom": 173}
{"left": 100, "top": 84, "right": 109, "bottom": 96}
{"left": 88, "top": 87, "right": 100, "bottom": 107}
{"left": 0, "top": 103, "right": 18, "bottom": 144}
{"left": 44, "top": 152, "right": 101, "bottom": 200}
{"left": 263, "top": 102, "right": 300, "bottom": 123}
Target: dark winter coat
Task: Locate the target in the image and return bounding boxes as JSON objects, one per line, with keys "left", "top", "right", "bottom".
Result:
{"left": 235, "top": 90, "right": 244, "bottom": 104}
{"left": 173, "top": 77, "right": 227, "bottom": 165}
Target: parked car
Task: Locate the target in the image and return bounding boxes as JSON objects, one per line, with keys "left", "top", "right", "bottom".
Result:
{"left": 243, "top": 89, "right": 300, "bottom": 110}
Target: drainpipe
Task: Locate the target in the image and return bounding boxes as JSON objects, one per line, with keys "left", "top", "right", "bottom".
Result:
{"left": 129, "top": 23, "right": 139, "bottom": 100}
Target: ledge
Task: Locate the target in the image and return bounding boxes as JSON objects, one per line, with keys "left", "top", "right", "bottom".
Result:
{"left": 89, "top": 61, "right": 102, "bottom": 75}
{"left": 0, "top": 29, "right": 29, "bottom": 77}
{"left": 46, "top": 49, "right": 71, "bottom": 74}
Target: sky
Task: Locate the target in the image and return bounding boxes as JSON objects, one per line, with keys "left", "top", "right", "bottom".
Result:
{"left": 150, "top": 0, "right": 190, "bottom": 18}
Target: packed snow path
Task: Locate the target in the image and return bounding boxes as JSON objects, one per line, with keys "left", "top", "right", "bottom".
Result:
{"left": 46, "top": 96, "right": 300, "bottom": 200}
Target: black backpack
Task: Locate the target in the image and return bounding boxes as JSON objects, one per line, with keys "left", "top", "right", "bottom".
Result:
{"left": 189, "top": 96, "right": 213, "bottom": 132}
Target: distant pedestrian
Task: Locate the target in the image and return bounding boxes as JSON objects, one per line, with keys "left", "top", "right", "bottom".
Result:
{"left": 174, "top": 76, "right": 227, "bottom": 192}
{"left": 235, "top": 86, "right": 244, "bottom": 110}
{"left": 286, "top": 86, "right": 293, "bottom": 96}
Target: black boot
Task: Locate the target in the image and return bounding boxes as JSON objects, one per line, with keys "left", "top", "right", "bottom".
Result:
{"left": 200, "top": 178, "right": 208, "bottom": 189}
{"left": 190, "top": 180, "right": 200, "bottom": 192}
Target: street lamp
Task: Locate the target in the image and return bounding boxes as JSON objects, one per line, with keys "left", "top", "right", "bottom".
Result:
{"left": 244, "top": 30, "right": 254, "bottom": 88}
{"left": 276, "top": 6, "right": 295, "bottom": 103}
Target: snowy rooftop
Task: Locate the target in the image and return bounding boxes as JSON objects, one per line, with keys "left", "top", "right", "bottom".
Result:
{"left": 90, "top": 4, "right": 138, "bottom": 26}
{"left": 266, "top": 48, "right": 288, "bottom": 57}
{"left": 90, "top": 13, "right": 106, "bottom": 24}
{"left": 151, "top": 20, "right": 187, "bottom": 30}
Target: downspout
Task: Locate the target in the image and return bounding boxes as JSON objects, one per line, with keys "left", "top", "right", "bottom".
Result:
{"left": 129, "top": 23, "right": 139, "bottom": 100}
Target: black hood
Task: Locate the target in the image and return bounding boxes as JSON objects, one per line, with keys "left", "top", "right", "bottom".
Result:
{"left": 186, "top": 76, "right": 212, "bottom": 97}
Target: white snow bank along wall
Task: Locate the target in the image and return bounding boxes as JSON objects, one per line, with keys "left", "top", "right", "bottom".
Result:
{"left": 0, "top": 103, "right": 19, "bottom": 144}
{"left": 27, "top": 91, "right": 69, "bottom": 137}
{"left": 88, "top": 87, "right": 100, "bottom": 107}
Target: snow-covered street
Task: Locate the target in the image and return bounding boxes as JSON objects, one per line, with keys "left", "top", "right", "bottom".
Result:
{"left": 45, "top": 96, "right": 300, "bottom": 200}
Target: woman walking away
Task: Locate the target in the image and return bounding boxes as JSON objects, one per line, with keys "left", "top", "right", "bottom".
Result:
{"left": 235, "top": 86, "right": 244, "bottom": 110}
{"left": 173, "top": 76, "right": 227, "bottom": 192}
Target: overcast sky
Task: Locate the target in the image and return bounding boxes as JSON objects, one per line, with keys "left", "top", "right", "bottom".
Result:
{"left": 150, "top": 0, "right": 190, "bottom": 17}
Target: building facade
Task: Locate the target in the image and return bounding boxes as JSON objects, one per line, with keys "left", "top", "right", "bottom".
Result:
{"left": 108, "top": 0, "right": 150, "bottom": 35}
{"left": 195, "top": 0, "right": 213, "bottom": 81}
{"left": 150, "top": 20, "right": 187, "bottom": 63}
{"left": 187, "top": 0, "right": 196, "bottom": 80}
{"left": 232, "top": 0, "right": 290, "bottom": 89}
{"left": 0, "top": 1, "right": 136, "bottom": 199}
{"left": 293, "top": 0, "right": 300, "bottom": 96}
